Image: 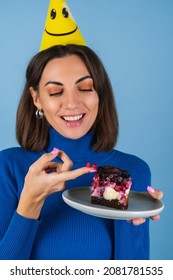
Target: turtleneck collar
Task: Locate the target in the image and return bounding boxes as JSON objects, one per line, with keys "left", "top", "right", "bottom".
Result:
{"left": 45, "top": 127, "right": 102, "bottom": 163}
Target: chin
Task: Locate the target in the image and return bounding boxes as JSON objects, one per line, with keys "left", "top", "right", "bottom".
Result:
{"left": 64, "top": 133, "right": 86, "bottom": 139}
{"left": 61, "top": 129, "right": 89, "bottom": 139}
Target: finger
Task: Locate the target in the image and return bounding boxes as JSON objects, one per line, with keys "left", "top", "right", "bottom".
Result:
{"left": 29, "top": 148, "right": 59, "bottom": 173}
{"left": 128, "top": 218, "right": 146, "bottom": 226}
{"left": 49, "top": 166, "right": 91, "bottom": 184}
{"left": 147, "top": 186, "right": 163, "bottom": 200}
{"left": 43, "top": 162, "right": 61, "bottom": 173}
{"left": 57, "top": 150, "right": 73, "bottom": 172}
{"left": 150, "top": 215, "right": 160, "bottom": 221}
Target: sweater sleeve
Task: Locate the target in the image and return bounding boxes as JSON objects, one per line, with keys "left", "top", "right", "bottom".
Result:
{"left": 0, "top": 152, "right": 41, "bottom": 260}
{"left": 114, "top": 155, "right": 151, "bottom": 260}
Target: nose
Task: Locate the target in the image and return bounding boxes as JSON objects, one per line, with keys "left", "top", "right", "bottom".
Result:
{"left": 63, "top": 91, "right": 80, "bottom": 110}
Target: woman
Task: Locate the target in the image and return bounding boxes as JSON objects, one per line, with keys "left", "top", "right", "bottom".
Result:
{"left": 0, "top": 44, "right": 162, "bottom": 260}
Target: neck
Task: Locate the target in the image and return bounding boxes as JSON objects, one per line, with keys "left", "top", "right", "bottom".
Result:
{"left": 46, "top": 127, "right": 97, "bottom": 162}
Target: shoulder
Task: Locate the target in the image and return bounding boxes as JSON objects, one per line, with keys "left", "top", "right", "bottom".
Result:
{"left": 111, "top": 149, "right": 151, "bottom": 191}
{"left": 1, "top": 146, "right": 23, "bottom": 155}
{"left": 0, "top": 147, "right": 40, "bottom": 165}
{"left": 113, "top": 149, "right": 150, "bottom": 173}
{"left": 0, "top": 147, "right": 28, "bottom": 160}
{"left": 0, "top": 147, "right": 42, "bottom": 187}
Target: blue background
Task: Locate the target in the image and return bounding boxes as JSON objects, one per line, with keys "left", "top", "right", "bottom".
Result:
{"left": 0, "top": 0, "right": 172, "bottom": 259}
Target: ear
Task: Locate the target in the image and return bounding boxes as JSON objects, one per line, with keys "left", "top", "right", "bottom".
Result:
{"left": 29, "top": 87, "right": 42, "bottom": 109}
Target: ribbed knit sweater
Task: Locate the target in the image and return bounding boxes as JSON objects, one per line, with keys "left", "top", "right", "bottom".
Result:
{"left": 0, "top": 127, "right": 151, "bottom": 260}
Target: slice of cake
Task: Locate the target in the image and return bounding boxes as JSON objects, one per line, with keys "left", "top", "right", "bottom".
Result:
{"left": 91, "top": 165, "right": 132, "bottom": 210}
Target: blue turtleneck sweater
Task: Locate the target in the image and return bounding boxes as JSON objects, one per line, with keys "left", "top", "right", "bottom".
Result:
{"left": 0, "top": 128, "right": 150, "bottom": 260}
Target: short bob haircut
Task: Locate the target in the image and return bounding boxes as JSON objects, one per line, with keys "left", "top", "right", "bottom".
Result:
{"left": 16, "top": 44, "right": 119, "bottom": 152}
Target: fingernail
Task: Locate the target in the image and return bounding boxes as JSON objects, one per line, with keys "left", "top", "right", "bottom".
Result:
{"left": 89, "top": 169, "right": 97, "bottom": 173}
{"left": 51, "top": 148, "right": 59, "bottom": 155}
{"left": 152, "top": 216, "right": 160, "bottom": 221}
{"left": 147, "top": 186, "right": 155, "bottom": 193}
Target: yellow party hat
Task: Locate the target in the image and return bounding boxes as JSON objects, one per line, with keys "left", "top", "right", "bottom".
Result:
{"left": 40, "top": 0, "right": 86, "bottom": 50}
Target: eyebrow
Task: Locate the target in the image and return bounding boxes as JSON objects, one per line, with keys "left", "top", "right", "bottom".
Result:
{"left": 44, "top": 75, "right": 92, "bottom": 87}
{"left": 75, "top": 75, "right": 92, "bottom": 84}
{"left": 45, "top": 81, "right": 63, "bottom": 87}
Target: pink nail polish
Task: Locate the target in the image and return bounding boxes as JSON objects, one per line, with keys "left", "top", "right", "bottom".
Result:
{"left": 89, "top": 169, "right": 97, "bottom": 173}
{"left": 152, "top": 216, "right": 160, "bottom": 221}
{"left": 51, "top": 148, "right": 59, "bottom": 155}
{"left": 147, "top": 186, "right": 155, "bottom": 193}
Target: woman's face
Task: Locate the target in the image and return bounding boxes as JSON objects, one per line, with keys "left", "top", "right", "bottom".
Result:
{"left": 30, "top": 55, "right": 99, "bottom": 139}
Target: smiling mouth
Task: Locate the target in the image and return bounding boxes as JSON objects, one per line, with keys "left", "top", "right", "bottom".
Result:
{"left": 45, "top": 26, "right": 78, "bottom": 37}
{"left": 61, "top": 114, "right": 85, "bottom": 122}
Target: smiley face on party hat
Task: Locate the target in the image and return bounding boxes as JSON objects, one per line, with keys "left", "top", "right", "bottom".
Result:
{"left": 40, "top": 0, "right": 86, "bottom": 50}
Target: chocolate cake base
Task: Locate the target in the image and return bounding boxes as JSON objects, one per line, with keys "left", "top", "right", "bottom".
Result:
{"left": 91, "top": 196, "right": 128, "bottom": 210}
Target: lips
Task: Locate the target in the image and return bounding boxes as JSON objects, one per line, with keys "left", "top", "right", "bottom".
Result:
{"left": 61, "top": 114, "right": 84, "bottom": 122}
{"left": 61, "top": 114, "right": 85, "bottom": 127}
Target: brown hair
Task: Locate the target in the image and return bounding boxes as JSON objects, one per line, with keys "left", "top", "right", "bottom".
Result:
{"left": 16, "top": 44, "right": 119, "bottom": 152}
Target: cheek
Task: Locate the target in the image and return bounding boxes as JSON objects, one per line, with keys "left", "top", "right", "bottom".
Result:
{"left": 86, "top": 94, "right": 99, "bottom": 113}
{"left": 41, "top": 99, "right": 60, "bottom": 113}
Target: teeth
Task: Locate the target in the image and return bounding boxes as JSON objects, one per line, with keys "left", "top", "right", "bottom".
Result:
{"left": 63, "top": 114, "right": 83, "bottom": 121}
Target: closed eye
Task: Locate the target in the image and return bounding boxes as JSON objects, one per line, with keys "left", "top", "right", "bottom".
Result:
{"left": 79, "top": 89, "right": 93, "bottom": 92}
{"left": 49, "top": 91, "right": 63, "bottom": 96}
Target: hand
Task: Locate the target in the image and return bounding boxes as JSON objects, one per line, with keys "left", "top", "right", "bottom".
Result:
{"left": 146, "top": 186, "right": 163, "bottom": 221}
{"left": 127, "top": 186, "right": 163, "bottom": 226}
{"left": 17, "top": 148, "right": 91, "bottom": 219}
